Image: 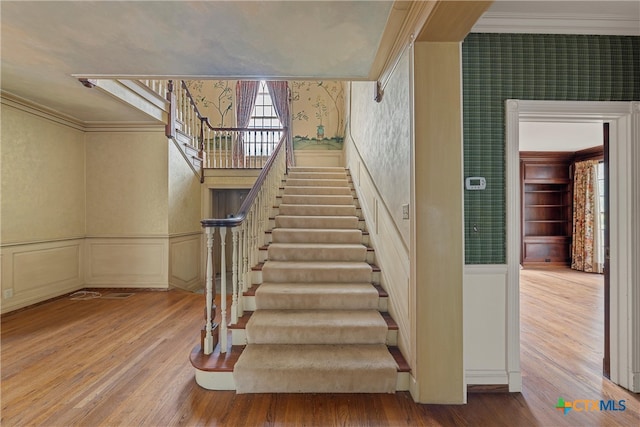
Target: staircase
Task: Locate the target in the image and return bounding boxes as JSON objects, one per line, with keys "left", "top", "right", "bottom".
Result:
{"left": 191, "top": 166, "right": 409, "bottom": 392}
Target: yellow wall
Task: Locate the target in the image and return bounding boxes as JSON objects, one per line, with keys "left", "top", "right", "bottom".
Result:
{"left": 412, "top": 41, "right": 464, "bottom": 403}
{"left": 168, "top": 140, "right": 201, "bottom": 235}
{"left": 1, "top": 104, "right": 85, "bottom": 244}
{"left": 1, "top": 103, "right": 86, "bottom": 312}
{"left": 1, "top": 99, "right": 204, "bottom": 309}
{"left": 85, "top": 131, "right": 168, "bottom": 236}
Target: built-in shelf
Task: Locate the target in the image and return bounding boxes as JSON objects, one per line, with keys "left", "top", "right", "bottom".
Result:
{"left": 520, "top": 152, "right": 573, "bottom": 266}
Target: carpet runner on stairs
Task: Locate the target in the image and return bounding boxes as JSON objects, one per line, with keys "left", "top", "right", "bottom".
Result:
{"left": 233, "top": 166, "right": 398, "bottom": 393}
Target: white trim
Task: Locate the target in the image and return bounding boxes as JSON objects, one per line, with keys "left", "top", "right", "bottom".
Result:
{"left": 506, "top": 100, "right": 640, "bottom": 393}
{"left": 466, "top": 369, "right": 508, "bottom": 385}
{"left": 472, "top": 13, "right": 640, "bottom": 36}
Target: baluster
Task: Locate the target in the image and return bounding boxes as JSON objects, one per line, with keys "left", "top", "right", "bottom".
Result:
{"left": 237, "top": 226, "right": 245, "bottom": 317}
{"left": 204, "top": 227, "right": 215, "bottom": 355}
{"left": 224, "top": 134, "right": 233, "bottom": 168}
{"left": 242, "top": 222, "right": 249, "bottom": 292}
{"left": 231, "top": 227, "right": 239, "bottom": 324}
{"left": 219, "top": 227, "right": 228, "bottom": 354}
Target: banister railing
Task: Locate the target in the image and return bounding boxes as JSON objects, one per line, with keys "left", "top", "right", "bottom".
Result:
{"left": 200, "top": 129, "right": 288, "bottom": 355}
{"left": 165, "top": 80, "right": 283, "bottom": 173}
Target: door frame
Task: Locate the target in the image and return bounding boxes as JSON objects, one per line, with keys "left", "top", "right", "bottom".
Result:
{"left": 505, "top": 100, "right": 640, "bottom": 393}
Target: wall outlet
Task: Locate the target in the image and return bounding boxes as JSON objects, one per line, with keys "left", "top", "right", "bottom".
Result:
{"left": 402, "top": 204, "right": 410, "bottom": 220}
{"left": 3, "top": 288, "right": 14, "bottom": 299}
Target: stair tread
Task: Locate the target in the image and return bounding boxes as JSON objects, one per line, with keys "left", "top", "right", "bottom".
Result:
{"left": 268, "top": 243, "right": 367, "bottom": 250}
{"left": 245, "top": 310, "right": 388, "bottom": 344}
{"left": 257, "top": 282, "right": 378, "bottom": 295}
{"left": 263, "top": 260, "right": 372, "bottom": 269}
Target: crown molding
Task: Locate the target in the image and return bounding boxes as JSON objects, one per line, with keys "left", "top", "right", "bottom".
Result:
{"left": 1, "top": 91, "right": 86, "bottom": 131}
{"left": 370, "top": 1, "right": 438, "bottom": 86}
{"left": 1, "top": 91, "right": 165, "bottom": 133}
{"left": 472, "top": 12, "right": 640, "bottom": 36}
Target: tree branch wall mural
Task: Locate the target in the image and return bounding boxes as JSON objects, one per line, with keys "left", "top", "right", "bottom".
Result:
{"left": 291, "top": 81, "right": 345, "bottom": 150}
{"left": 186, "top": 80, "right": 235, "bottom": 127}
{"left": 186, "top": 80, "right": 345, "bottom": 151}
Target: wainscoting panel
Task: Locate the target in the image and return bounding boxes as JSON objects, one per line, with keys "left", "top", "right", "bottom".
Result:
{"left": 464, "top": 265, "right": 508, "bottom": 385}
{"left": 169, "top": 233, "right": 202, "bottom": 291}
{"left": 0, "top": 239, "right": 84, "bottom": 313}
{"left": 346, "top": 143, "right": 411, "bottom": 364}
{"left": 85, "top": 237, "right": 169, "bottom": 288}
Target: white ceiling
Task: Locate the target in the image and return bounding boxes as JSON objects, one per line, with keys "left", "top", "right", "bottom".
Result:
{"left": 1, "top": 1, "right": 638, "bottom": 125}
{"left": 519, "top": 121, "right": 603, "bottom": 152}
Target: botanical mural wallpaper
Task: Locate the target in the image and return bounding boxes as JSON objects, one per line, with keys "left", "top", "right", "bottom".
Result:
{"left": 291, "top": 81, "right": 345, "bottom": 150}
{"left": 185, "top": 80, "right": 235, "bottom": 127}
{"left": 185, "top": 80, "right": 345, "bottom": 150}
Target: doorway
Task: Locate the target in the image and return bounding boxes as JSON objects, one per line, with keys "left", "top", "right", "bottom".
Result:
{"left": 519, "top": 120, "right": 608, "bottom": 379}
{"left": 505, "top": 100, "right": 640, "bottom": 393}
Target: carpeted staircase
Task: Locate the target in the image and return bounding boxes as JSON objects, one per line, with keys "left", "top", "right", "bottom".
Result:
{"left": 232, "top": 166, "right": 399, "bottom": 393}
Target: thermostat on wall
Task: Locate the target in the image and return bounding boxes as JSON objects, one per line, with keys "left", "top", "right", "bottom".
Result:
{"left": 465, "top": 177, "right": 486, "bottom": 190}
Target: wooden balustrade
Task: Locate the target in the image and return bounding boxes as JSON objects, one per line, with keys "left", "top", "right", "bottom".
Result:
{"left": 140, "top": 79, "right": 168, "bottom": 98}
{"left": 200, "top": 132, "right": 288, "bottom": 354}
{"left": 161, "top": 80, "right": 284, "bottom": 171}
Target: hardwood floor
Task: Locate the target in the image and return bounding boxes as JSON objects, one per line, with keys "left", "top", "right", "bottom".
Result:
{"left": 1, "top": 270, "right": 638, "bottom": 426}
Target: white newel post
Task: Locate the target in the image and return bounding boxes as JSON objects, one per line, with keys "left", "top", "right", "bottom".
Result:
{"left": 219, "top": 227, "right": 228, "bottom": 354}
{"left": 204, "top": 226, "right": 215, "bottom": 355}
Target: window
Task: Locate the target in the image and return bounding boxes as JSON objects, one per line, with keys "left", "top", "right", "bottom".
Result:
{"left": 246, "top": 81, "right": 282, "bottom": 157}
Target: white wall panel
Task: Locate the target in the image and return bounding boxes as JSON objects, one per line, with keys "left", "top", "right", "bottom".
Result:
{"left": 0, "top": 240, "right": 84, "bottom": 313}
{"left": 464, "top": 265, "right": 508, "bottom": 385}
{"left": 85, "top": 238, "right": 168, "bottom": 288}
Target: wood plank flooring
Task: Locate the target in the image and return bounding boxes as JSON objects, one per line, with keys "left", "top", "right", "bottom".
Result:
{"left": 1, "top": 269, "right": 638, "bottom": 426}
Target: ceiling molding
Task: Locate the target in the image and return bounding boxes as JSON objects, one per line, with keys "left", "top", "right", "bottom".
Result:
{"left": 1, "top": 91, "right": 166, "bottom": 133}
{"left": 1, "top": 91, "right": 86, "bottom": 131}
{"left": 416, "top": 1, "right": 493, "bottom": 42}
{"left": 472, "top": 12, "right": 640, "bottom": 36}
{"left": 371, "top": 1, "right": 438, "bottom": 87}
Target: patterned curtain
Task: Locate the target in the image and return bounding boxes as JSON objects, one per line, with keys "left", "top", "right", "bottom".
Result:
{"left": 235, "top": 81, "right": 260, "bottom": 167}
{"left": 266, "top": 81, "right": 295, "bottom": 167}
{"left": 571, "top": 160, "right": 603, "bottom": 273}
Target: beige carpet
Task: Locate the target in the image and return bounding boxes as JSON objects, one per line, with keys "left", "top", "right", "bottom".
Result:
{"left": 233, "top": 166, "right": 398, "bottom": 394}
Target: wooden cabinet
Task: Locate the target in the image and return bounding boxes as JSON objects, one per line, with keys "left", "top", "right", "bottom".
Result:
{"left": 521, "top": 153, "right": 573, "bottom": 266}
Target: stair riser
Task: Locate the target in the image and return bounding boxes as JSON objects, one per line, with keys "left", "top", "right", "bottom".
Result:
{"left": 289, "top": 166, "right": 346, "bottom": 172}
{"left": 232, "top": 328, "right": 397, "bottom": 347}
{"left": 277, "top": 204, "right": 357, "bottom": 217}
{"left": 243, "top": 294, "right": 388, "bottom": 312}
{"left": 234, "top": 367, "right": 396, "bottom": 394}
{"left": 267, "top": 247, "right": 367, "bottom": 262}
{"left": 284, "top": 186, "right": 353, "bottom": 196}
{"left": 287, "top": 172, "right": 347, "bottom": 180}
{"left": 259, "top": 248, "right": 374, "bottom": 263}
{"left": 261, "top": 267, "right": 373, "bottom": 284}
{"left": 268, "top": 229, "right": 365, "bottom": 245}
{"left": 274, "top": 216, "right": 359, "bottom": 230}
{"left": 285, "top": 179, "right": 351, "bottom": 188}
{"left": 252, "top": 270, "right": 380, "bottom": 285}
{"left": 281, "top": 195, "right": 354, "bottom": 205}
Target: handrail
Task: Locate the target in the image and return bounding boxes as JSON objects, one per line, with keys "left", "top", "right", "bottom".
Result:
{"left": 200, "top": 129, "right": 288, "bottom": 355}
{"left": 166, "top": 80, "right": 284, "bottom": 171}
{"left": 201, "top": 133, "right": 286, "bottom": 229}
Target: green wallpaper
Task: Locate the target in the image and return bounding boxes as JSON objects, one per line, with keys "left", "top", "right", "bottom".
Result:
{"left": 462, "top": 34, "right": 640, "bottom": 264}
